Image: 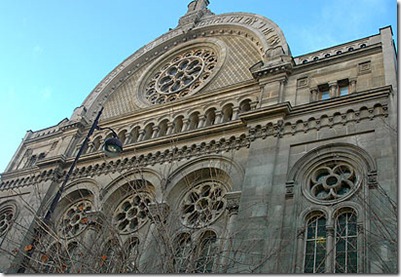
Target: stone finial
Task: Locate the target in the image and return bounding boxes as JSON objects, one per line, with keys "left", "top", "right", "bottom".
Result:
{"left": 178, "top": 0, "right": 213, "bottom": 32}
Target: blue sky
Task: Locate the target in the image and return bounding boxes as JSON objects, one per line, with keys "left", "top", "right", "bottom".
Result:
{"left": 0, "top": 0, "right": 397, "bottom": 173}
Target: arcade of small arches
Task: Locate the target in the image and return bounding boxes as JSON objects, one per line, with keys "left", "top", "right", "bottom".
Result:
{"left": 83, "top": 98, "right": 256, "bottom": 155}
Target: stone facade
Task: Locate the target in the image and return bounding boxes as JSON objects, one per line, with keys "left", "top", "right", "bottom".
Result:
{"left": 0, "top": 1, "right": 397, "bottom": 273}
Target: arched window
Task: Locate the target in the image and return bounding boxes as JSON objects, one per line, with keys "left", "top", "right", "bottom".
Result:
{"left": 334, "top": 211, "right": 357, "bottom": 273}
{"left": 222, "top": 104, "right": 233, "bottom": 123}
{"left": 302, "top": 209, "right": 358, "bottom": 273}
{"left": 204, "top": 108, "right": 216, "bottom": 127}
{"left": 173, "top": 116, "right": 184, "bottom": 133}
{"left": 304, "top": 214, "right": 327, "bottom": 273}
{"left": 125, "top": 237, "right": 140, "bottom": 272}
{"left": 143, "top": 123, "right": 154, "bottom": 140}
{"left": 100, "top": 239, "right": 121, "bottom": 273}
{"left": 174, "top": 232, "right": 192, "bottom": 273}
{"left": 158, "top": 120, "right": 169, "bottom": 137}
{"left": 188, "top": 112, "right": 199, "bottom": 130}
{"left": 195, "top": 231, "right": 218, "bottom": 273}
{"left": 129, "top": 127, "right": 140, "bottom": 143}
{"left": 239, "top": 99, "right": 251, "bottom": 113}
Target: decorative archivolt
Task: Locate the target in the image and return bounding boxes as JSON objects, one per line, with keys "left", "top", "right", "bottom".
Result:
{"left": 75, "top": 10, "right": 288, "bottom": 121}
{"left": 285, "top": 142, "right": 377, "bottom": 204}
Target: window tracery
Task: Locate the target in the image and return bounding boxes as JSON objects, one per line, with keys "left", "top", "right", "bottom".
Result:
{"left": 144, "top": 47, "right": 218, "bottom": 105}
{"left": 180, "top": 180, "right": 227, "bottom": 228}
{"left": 0, "top": 204, "right": 15, "bottom": 237}
{"left": 309, "top": 162, "right": 357, "bottom": 202}
{"left": 57, "top": 199, "right": 92, "bottom": 239}
{"left": 112, "top": 191, "right": 153, "bottom": 234}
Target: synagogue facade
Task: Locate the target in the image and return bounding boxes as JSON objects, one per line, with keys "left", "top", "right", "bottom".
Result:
{"left": 0, "top": 1, "right": 397, "bottom": 273}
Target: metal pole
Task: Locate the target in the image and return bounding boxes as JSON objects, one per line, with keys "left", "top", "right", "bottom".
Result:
{"left": 17, "top": 107, "right": 104, "bottom": 273}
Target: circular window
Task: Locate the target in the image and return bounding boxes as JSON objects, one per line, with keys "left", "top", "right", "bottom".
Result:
{"left": 57, "top": 199, "right": 92, "bottom": 238}
{"left": 0, "top": 205, "right": 15, "bottom": 237}
{"left": 145, "top": 48, "right": 217, "bottom": 105}
{"left": 135, "top": 39, "right": 226, "bottom": 107}
{"left": 112, "top": 192, "right": 153, "bottom": 234}
{"left": 305, "top": 161, "right": 360, "bottom": 204}
{"left": 180, "top": 180, "right": 227, "bottom": 228}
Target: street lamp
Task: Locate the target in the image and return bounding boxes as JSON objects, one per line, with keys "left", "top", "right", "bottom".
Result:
{"left": 16, "top": 106, "right": 122, "bottom": 273}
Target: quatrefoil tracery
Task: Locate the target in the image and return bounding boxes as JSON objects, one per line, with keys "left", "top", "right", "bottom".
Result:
{"left": 309, "top": 163, "right": 357, "bottom": 202}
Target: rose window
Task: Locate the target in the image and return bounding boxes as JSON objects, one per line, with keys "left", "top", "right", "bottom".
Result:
{"left": 309, "top": 163, "right": 358, "bottom": 202}
{"left": 57, "top": 200, "right": 92, "bottom": 238}
{"left": 144, "top": 48, "right": 218, "bottom": 105}
{"left": 0, "top": 206, "right": 14, "bottom": 237}
{"left": 180, "top": 181, "right": 227, "bottom": 228}
{"left": 113, "top": 192, "right": 153, "bottom": 234}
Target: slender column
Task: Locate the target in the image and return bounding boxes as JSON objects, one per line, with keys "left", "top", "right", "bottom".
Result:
{"left": 310, "top": 87, "right": 319, "bottom": 101}
{"left": 326, "top": 226, "right": 335, "bottom": 273}
{"left": 151, "top": 126, "right": 160, "bottom": 139}
{"left": 329, "top": 81, "right": 338, "bottom": 97}
{"left": 232, "top": 107, "right": 240, "bottom": 120}
{"left": 220, "top": 192, "right": 241, "bottom": 272}
{"left": 349, "top": 78, "right": 357, "bottom": 94}
{"left": 198, "top": 115, "right": 206, "bottom": 128}
{"left": 137, "top": 130, "right": 145, "bottom": 141}
{"left": 166, "top": 122, "right": 174, "bottom": 135}
{"left": 295, "top": 227, "right": 306, "bottom": 273}
{"left": 215, "top": 111, "right": 223, "bottom": 124}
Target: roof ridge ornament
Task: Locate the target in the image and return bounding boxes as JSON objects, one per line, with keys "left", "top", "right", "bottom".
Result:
{"left": 178, "top": 0, "right": 214, "bottom": 32}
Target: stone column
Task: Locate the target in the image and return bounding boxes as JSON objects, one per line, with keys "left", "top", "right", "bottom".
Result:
{"left": 310, "top": 87, "right": 319, "bottom": 101}
{"left": 151, "top": 126, "right": 160, "bottom": 139}
{"left": 232, "top": 107, "right": 240, "bottom": 120}
{"left": 198, "top": 115, "right": 206, "bottom": 128}
{"left": 326, "top": 226, "right": 334, "bottom": 273}
{"left": 215, "top": 111, "right": 223, "bottom": 124}
{"left": 166, "top": 122, "right": 175, "bottom": 135}
{"left": 137, "top": 130, "right": 146, "bottom": 142}
{"left": 220, "top": 192, "right": 241, "bottom": 272}
{"left": 295, "top": 227, "right": 306, "bottom": 273}
{"left": 349, "top": 78, "right": 357, "bottom": 94}
{"left": 182, "top": 118, "right": 190, "bottom": 131}
{"left": 329, "top": 81, "right": 338, "bottom": 97}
